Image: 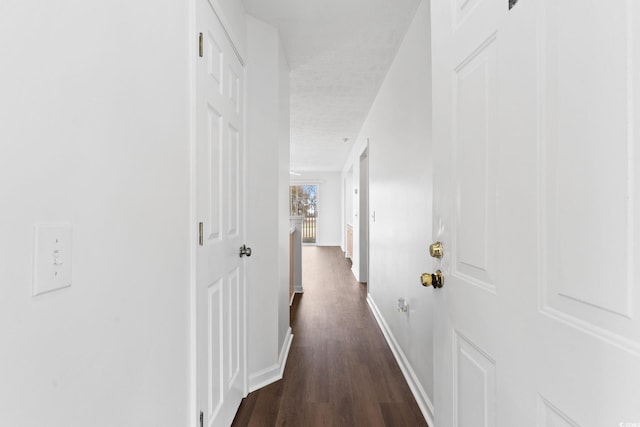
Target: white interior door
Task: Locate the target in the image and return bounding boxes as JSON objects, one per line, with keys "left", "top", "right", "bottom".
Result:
{"left": 196, "top": 0, "right": 246, "bottom": 425}
{"left": 431, "top": 0, "right": 640, "bottom": 425}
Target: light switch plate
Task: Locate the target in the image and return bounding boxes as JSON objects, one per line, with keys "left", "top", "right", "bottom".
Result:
{"left": 33, "top": 223, "right": 72, "bottom": 296}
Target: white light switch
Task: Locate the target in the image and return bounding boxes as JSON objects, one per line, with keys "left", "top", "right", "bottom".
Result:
{"left": 33, "top": 223, "right": 72, "bottom": 296}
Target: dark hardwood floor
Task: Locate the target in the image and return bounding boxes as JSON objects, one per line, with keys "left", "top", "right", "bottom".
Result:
{"left": 232, "top": 246, "right": 428, "bottom": 427}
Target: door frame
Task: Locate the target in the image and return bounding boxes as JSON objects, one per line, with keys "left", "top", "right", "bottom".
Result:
{"left": 189, "top": 1, "right": 248, "bottom": 425}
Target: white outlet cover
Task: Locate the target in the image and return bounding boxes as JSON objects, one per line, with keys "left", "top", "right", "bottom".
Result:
{"left": 33, "top": 223, "right": 73, "bottom": 296}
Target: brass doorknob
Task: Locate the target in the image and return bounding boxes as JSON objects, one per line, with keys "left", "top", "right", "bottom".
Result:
{"left": 420, "top": 270, "right": 444, "bottom": 288}
{"left": 429, "top": 242, "right": 443, "bottom": 259}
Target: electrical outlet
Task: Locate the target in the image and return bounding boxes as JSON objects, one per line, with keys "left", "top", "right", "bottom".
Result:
{"left": 397, "top": 297, "right": 408, "bottom": 313}
{"left": 33, "top": 223, "right": 72, "bottom": 296}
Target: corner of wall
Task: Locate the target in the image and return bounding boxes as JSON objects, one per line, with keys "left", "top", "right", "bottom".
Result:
{"left": 248, "top": 327, "right": 293, "bottom": 393}
{"left": 246, "top": 14, "right": 292, "bottom": 389}
{"left": 366, "top": 295, "right": 435, "bottom": 426}
{"left": 277, "top": 31, "right": 292, "bottom": 352}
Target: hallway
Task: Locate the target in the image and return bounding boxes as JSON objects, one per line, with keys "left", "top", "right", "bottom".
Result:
{"left": 232, "top": 246, "right": 428, "bottom": 426}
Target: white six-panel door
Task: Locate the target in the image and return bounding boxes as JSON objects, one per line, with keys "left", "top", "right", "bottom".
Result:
{"left": 431, "top": 0, "right": 640, "bottom": 425}
{"left": 196, "top": 0, "right": 246, "bottom": 425}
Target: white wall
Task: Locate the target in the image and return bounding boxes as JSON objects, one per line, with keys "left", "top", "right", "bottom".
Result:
{"left": 0, "top": 1, "right": 191, "bottom": 426}
{"left": 277, "top": 38, "right": 292, "bottom": 352}
{"left": 340, "top": 0, "right": 434, "bottom": 421}
{"left": 291, "top": 171, "right": 342, "bottom": 246}
{"left": 246, "top": 16, "right": 292, "bottom": 391}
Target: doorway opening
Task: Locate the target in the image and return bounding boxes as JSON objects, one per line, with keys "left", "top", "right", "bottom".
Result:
{"left": 359, "top": 147, "right": 369, "bottom": 283}
{"left": 290, "top": 184, "right": 318, "bottom": 243}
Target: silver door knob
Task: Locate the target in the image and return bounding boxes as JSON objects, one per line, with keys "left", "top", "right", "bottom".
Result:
{"left": 239, "top": 244, "right": 252, "bottom": 258}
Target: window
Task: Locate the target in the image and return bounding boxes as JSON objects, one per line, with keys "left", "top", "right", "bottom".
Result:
{"left": 290, "top": 185, "right": 317, "bottom": 243}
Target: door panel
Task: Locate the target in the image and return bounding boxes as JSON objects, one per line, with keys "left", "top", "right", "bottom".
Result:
{"left": 453, "top": 34, "right": 497, "bottom": 291}
{"left": 206, "top": 106, "right": 223, "bottom": 241}
{"left": 227, "top": 267, "right": 240, "bottom": 384}
{"left": 533, "top": 2, "right": 640, "bottom": 425}
{"left": 208, "top": 279, "right": 223, "bottom": 417}
{"left": 196, "top": 0, "right": 246, "bottom": 425}
{"left": 431, "top": 0, "right": 640, "bottom": 425}
{"left": 454, "top": 332, "right": 496, "bottom": 427}
{"left": 540, "top": 0, "right": 640, "bottom": 345}
{"left": 227, "top": 124, "right": 240, "bottom": 236}
{"left": 228, "top": 62, "right": 241, "bottom": 112}
{"left": 207, "top": 36, "right": 223, "bottom": 93}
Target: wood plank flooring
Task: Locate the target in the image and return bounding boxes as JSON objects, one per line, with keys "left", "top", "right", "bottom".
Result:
{"left": 232, "top": 246, "right": 428, "bottom": 427}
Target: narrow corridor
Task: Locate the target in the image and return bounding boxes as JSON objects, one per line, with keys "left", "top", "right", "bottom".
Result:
{"left": 232, "top": 246, "right": 428, "bottom": 426}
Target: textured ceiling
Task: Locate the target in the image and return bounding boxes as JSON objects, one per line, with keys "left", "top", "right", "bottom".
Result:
{"left": 243, "top": 0, "right": 421, "bottom": 171}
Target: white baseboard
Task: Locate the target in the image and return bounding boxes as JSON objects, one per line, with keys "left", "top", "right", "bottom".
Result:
{"left": 351, "top": 266, "right": 360, "bottom": 282}
{"left": 248, "top": 327, "right": 293, "bottom": 393}
{"left": 366, "top": 294, "right": 435, "bottom": 426}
